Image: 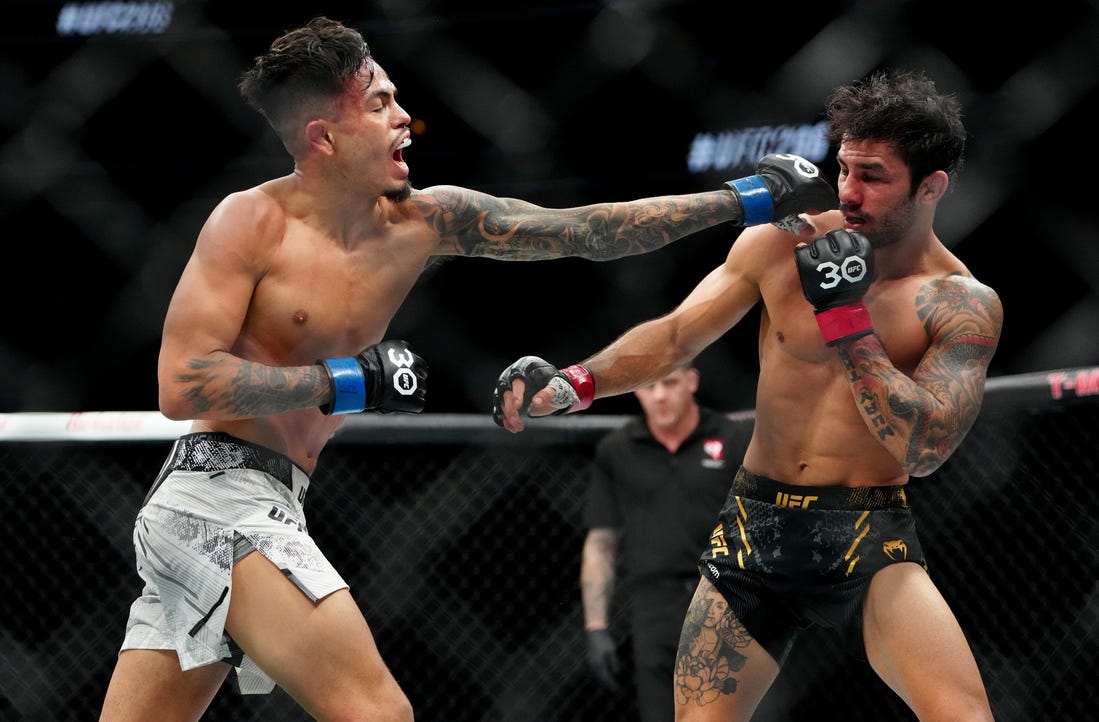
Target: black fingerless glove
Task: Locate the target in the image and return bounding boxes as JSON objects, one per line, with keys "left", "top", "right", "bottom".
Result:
{"left": 319, "top": 339, "right": 428, "bottom": 415}
{"left": 491, "top": 356, "right": 594, "bottom": 427}
{"left": 726, "top": 153, "right": 838, "bottom": 226}
{"left": 795, "top": 230, "right": 876, "bottom": 346}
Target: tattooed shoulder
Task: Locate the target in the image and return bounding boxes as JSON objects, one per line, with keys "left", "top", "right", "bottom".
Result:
{"left": 409, "top": 185, "right": 496, "bottom": 245}
{"left": 915, "top": 274, "right": 1003, "bottom": 341}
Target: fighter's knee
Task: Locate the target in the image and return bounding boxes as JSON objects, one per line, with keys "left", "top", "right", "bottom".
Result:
{"left": 379, "top": 693, "right": 414, "bottom": 722}
{"left": 313, "top": 682, "right": 413, "bottom": 722}
{"left": 914, "top": 696, "right": 993, "bottom": 722}
{"left": 322, "top": 697, "right": 413, "bottom": 722}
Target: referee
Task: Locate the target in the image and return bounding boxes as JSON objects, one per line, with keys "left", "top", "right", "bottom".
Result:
{"left": 580, "top": 364, "right": 747, "bottom": 722}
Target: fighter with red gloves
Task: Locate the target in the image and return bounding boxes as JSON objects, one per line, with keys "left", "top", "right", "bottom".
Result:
{"left": 491, "top": 69, "right": 1002, "bottom": 722}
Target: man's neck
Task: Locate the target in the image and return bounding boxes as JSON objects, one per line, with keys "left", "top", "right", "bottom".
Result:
{"left": 648, "top": 403, "right": 701, "bottom": 453}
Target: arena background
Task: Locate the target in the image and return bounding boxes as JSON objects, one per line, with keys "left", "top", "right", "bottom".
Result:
{"left": 1, "top": 1, "right": 1097, "bottom": 720}
{"left": 2, "top": 0, "right": 1098, "bottom": 414}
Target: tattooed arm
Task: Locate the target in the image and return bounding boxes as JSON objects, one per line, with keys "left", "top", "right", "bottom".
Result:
{"left": 412, "top": 185, "right": 745, "bottom": 261}
{"left": 158, "top": 189, "right": 332, "bottom": 420}
{"left": 580, "top": 527, "right": 619, "bottom": 630}
{"left": 835, "top": 274, "right": 1004, "bottom": 477}
{"left": 411, "top": 154, "right": 837, "bottom": 259}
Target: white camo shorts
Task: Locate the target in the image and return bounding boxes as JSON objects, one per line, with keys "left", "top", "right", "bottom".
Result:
{"left": 120, "top": 432, "right": 348, "bottom": 694}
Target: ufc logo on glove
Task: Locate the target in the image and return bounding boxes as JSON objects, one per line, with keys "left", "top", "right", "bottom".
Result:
{"left": 319, "top": 339, "right": 428, "bottom": 415}
{"left": 795, "top": 230, "right": 877, "bottom": 347}
{"left": 387, "top": 347, "right": 420, "bottom": 396}
{"left": 813, "top": 256, "right": 869, "bottom": 289}
{"left": 774, "top": 153, "right": 822, "bottom": 180}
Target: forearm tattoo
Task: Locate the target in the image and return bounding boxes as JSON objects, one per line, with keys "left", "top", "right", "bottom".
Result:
{"left": 581, "top": 578, "right": 613, "bottom": 622}
{"left": 179, "top": 356, "right": 327, "bottom": 417}
{"left": 837, "top": 276, "right": 1002, "bottom": 475}
{"left": 413, "top": 186, "right": 737, "bottom": 261}
{"left": 582, "top": 531, "right": 617, "bottom": 622}
{"left": 675, "top": 588, "right": 751, "bottom": 707}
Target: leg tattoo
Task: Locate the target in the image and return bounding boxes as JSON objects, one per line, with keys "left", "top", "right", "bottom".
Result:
{"left": 674, "top": 587, "right": 751, "bottom": 707}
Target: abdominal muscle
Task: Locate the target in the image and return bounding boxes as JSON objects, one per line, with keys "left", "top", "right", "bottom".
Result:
{"left": 743, "top": 361, "right": 909, "bottom": 488}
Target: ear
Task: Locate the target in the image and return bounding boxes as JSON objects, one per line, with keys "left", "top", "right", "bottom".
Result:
{"left": 685, "top": 367, "right": 701, "bottom": 393}
{"left": 305, "top": 119, "right": 335, "bottom": 155}
{"left": 919, "top": 170, "right": 949, "bottom": 202}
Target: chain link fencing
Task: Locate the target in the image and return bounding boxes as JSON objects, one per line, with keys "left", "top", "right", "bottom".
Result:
{"left": 1, "top": 371, "right": 1096, "bottom": 721}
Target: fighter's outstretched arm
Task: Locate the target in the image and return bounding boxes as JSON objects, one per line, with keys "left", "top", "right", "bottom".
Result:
{"left": 491, "top": 229, "right": 770, "bottom": 432}
{"left": 418, "top": 154, "right": 835, "bottom": 261}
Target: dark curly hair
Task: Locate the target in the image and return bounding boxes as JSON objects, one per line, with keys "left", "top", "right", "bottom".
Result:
{"left": 238, "top": 17, "right": 374, "bottom": 152}
{"left": 826, "top": 69, "right": 966, "bottom": 194}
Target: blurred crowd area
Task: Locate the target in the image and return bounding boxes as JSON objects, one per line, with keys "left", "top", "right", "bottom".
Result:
{"left": 2, "top": 0, "right": 1097, "bottom": 415}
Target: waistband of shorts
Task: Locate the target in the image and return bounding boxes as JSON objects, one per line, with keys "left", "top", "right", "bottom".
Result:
{"left": 165, "top": 432, "right": 310, "bottom": 502}
{"left": 733, "top": 467, "right": 908, "bottom": 510}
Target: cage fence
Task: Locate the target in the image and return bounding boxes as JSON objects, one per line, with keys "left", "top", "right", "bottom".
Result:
{"left": 0, "top": 368, "right": 1096, "bottom": 722}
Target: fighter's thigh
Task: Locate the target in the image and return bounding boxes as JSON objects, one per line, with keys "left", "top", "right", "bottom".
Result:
{"left": 99, "top": 649, "right": 230, "bottom": 722}
{"left": 674, "top": 577, "right": 778, "bottom": 722}
{"left": 862, "top": 562, "right": 993, "bottom": 721}
{"left": 225, "top": 551, "right": 409, "bottom": 718}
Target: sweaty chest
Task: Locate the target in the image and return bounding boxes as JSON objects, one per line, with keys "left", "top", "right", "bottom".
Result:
{"left": 761, "top": 271, "right": 929, "bottom": 373}
{"left": 241, "top": 233, "right": 432, "bottom": 362}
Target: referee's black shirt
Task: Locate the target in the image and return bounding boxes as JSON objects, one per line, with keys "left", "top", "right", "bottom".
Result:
{"left": 583, "top": 407, "right": 749, "bottom": 587}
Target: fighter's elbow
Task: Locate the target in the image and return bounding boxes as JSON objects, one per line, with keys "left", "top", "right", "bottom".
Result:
{"left": 157, "top": 377, "right": 203, "bottom": 420}
{"left": 898, "top": 436, "right": 967, "bottom": 478}
{"left": 158, "top": 393, "right": 193, "bottom": 421}
{"left": 902, "top": 461, "right": 942, "bottom": 479}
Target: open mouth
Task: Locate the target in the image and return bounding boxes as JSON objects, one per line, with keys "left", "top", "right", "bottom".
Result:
{"left": 393, "top": 136, "right": 411, "bottom": 163}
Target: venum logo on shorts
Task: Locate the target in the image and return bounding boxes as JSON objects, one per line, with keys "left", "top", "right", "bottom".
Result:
{"left": 882, "top": 539, "right": 908, "bottom": 561}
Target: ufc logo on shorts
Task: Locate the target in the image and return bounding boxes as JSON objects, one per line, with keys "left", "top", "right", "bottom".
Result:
{"left": 814, "top": 256, "right": 867, "bottom": 289}
{"left": 775, "top": 492, "right": 819, "bottom": 509}
{"left": 387, "top": 347, "right": 420, "bottom": 396}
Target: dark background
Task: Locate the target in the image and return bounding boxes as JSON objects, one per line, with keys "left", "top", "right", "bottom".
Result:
{"left": 3, "top": 401, "right": 1097, "bottom": 721}
{"left": 2, "top": 0, "right": 1097, "bottom": 417}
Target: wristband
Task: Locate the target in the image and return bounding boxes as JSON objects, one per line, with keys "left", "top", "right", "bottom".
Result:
{"left": 725, "top": 175, "right": 773, "bottom": 226}
{"left": 815, "top": 302, "right": 874, "bottom": 346}
{"left": 559, "top": 365, "right": 595, "bottom": 413}
{"left": 319, "top": 357, "right": 367, "bottom": 415}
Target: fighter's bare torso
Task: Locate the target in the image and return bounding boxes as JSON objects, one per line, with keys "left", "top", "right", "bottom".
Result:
{"left": 740, "top": 209, "right": 975, "bottom": 486}
{"left": 166, "top": 171, "right": 744, "bottom": 472}
{"left": 179, "top": 177, "right": 446, "bottom": 471}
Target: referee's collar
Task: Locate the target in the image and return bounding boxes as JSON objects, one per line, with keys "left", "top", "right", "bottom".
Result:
{"left": 624, "top": 406, "right": 725, "bottom": 445}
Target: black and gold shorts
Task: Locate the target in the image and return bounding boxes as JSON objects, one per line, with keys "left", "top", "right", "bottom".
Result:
{"left": 698, "top": 467, "right": 925, "bottom": 665}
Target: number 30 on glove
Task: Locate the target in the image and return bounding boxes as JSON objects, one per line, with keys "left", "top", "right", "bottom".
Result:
{"left": 795, "top": 229, "right": 876, "bottom": 346}
{"left": 492, "top": 356, "right": 594, "bottom": 427}
{"left": 318, "top": 339, "right": 428, "bottom": 415}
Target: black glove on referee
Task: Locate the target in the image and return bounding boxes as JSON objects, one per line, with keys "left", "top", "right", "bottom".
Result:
{"left": 586, "top": 629, "right": 621, "bottom": 691}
